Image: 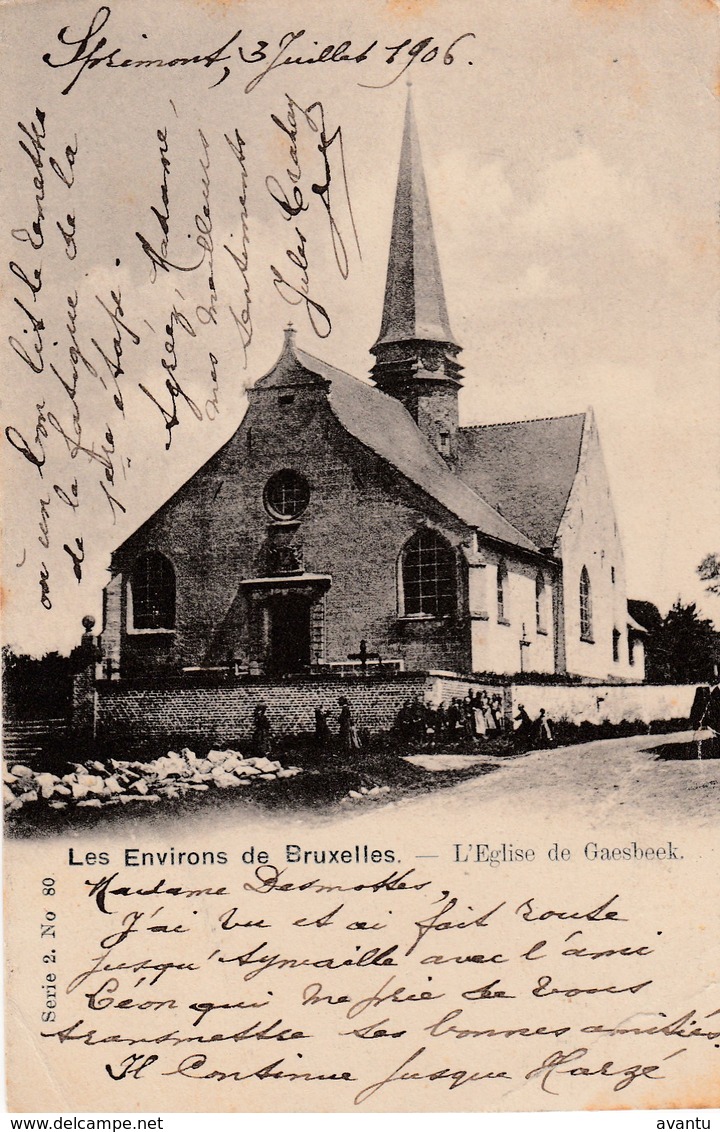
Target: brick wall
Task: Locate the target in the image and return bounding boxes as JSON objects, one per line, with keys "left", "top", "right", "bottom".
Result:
{"left": 96, "top": 674, "right": 433, "bottom": 744}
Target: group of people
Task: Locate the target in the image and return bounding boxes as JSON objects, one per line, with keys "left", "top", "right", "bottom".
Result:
{"left": 512, "top": 704, "right": 554, "bottom": 748}
{"left": 250, "top": 692, "right": 554, "bottom": 757}
{"left": 250, "top": 697, "right": 364, "bottom": 756}
{"left": 314, "top": 697, "right": 363, "bottom": 753}
{"left": 393, "top": 691, "right": 505, "bottom": 745}
{"left": 392, "top": 692, "right": 554, "bottom": 750}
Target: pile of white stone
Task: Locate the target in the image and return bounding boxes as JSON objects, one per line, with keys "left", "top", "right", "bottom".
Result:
{"left": 4, "top": 747, "right": 302, "bottom": 812}
{"left": 341, "top": 784, "right": 391, "bottom": 804}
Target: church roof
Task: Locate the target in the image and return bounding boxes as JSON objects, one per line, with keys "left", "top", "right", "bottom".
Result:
{"left": 291, "top": 345, "right": 539, "bottom": 553}
{"left": 254, "top": 328, "right": 330, "bottom": 389}
{"left": 371, "top": 90, "right": 457, "bottom": 350}
{"left": 457, "top": 414, "right": 587, "bottom": 548}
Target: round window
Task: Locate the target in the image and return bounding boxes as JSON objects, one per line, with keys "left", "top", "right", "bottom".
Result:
{"left": 264, "top": 470, "right": 311, "bottom": 520}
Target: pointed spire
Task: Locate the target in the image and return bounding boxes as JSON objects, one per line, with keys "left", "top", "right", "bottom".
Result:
{"left": 372, "top": 88, "right": 457, "bottom": 351}
{"left": 370, "top": 90, "right": 462, "bottom": 463}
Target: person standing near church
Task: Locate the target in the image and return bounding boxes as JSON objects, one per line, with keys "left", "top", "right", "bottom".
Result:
{"left": 513, "top": 703, "right": 533, "bottom": 748}
{"left": 338, "top": 696, "right": 361, "bottom": 754}
{"left": 491, "top": 694, "right": 504, "bottom": 732}
{"left": 472, "top": 692, "right": 487, "bottom": 738}
{"left": 435, "top": 701, "right": 448, "bottom": 744}
{"left": 314, "top": 704, "right": 331, "bottom": 752}
{"left": 533, "top": 708, "right": 553, "bottom": 748}
{"left": 251, "top": 702, "right": 272, "bottom": 757}
{"left": 409, "top": 695, "right": 425, "bottom": 743}
{"left": 698, "top": 683, "right": 720, "bottom": 758}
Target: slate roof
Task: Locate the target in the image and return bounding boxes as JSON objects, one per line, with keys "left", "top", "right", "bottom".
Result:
{"left": 286, "top": 345, "right": 540, "bottom": 554}
{"left": 456, "top": 415, "right": 587, "bottom": 549}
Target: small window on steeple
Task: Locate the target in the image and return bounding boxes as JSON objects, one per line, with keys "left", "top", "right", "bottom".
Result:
{"left": 439, "top": 431, "right": 450, "bottom": 455}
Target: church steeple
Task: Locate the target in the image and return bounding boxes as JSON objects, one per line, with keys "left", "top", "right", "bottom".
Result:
{"left": 370, "top": 89, "right": 462, "bottom": 463}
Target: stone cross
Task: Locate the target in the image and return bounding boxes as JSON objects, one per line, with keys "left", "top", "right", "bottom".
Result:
{"left": 519, "top": 622, "right": 531, "bottom": 673}
{"left": 347, "top": 638, "right": 381, "bottom": 673}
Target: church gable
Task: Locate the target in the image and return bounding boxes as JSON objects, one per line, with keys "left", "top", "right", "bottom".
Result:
{"left": 110, "top": 330, "right": 540, "bottom": 577}
{"left": 554, "top": 410, "right": 634, "bottom": 679}
{"left": 102, "top": 345, "right": 488, "bottom": 677}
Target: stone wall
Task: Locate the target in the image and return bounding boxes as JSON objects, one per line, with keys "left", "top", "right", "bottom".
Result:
{"left": 507, "top": 683, "right": 696, "bottom": 726}
{"left": 470, "top": 555, "right": 556, "bottom": 676}
{"left": 92, "top": 672, "right": 698, "bottom": 747}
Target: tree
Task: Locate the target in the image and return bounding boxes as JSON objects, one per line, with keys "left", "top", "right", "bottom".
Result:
{"left": 2, "top": 648, "right": 76, "bottom": 720}
{"left": 698, "top": 553, "right": 720, "bottom": 596}
{"left": 644, "top": 600, "right": 718, "bottom": 684}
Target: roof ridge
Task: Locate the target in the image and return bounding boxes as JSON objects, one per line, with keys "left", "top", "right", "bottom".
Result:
{"left": 295, "top": 346, "right": 458, "bottom": 434}
{"left": 295, "top": 346, "right": 401, "bottom": 403}
{"left": 460, "top": 412, "right": 587, "bottom": 430}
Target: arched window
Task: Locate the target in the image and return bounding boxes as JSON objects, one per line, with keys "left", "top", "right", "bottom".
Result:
{"left": 131, "top": 552, "right": 175, "bottom": 630}
{"left": 497, "top": 559, "right": 509, "bottom": 622}
{"left": 535, "top": 571, "right": 547, "bottom": 633}
{"left": 579, "top": 566, "right": 593, "bottom": 641}
{"left": 400, "top": 529, "right": 456, "bottom": 617}
{"left": 612, "top": 627, "right": 621, "bottom": 663}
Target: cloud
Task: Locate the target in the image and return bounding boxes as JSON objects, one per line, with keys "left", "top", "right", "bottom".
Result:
{"left": 489, "top": 261, "right": 574, "bottom": 302}
{"left": 517, "top": 147, "right": 642, "bottom": 238}
{"left": 435, "top": 153, "right": 514, "bottom": 224}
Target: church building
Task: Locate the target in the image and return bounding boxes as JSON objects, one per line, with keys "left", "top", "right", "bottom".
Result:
{"left": 99, "top": 96, "right": 646, "bottom": 684}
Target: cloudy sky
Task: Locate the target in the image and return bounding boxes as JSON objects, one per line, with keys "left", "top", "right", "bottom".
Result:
{"left": 2, "top": 0, "right": 718, "bottom": 655}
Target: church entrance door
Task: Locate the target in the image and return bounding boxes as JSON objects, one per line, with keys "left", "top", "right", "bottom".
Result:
{"left": 268, "top": 594, "right": 312, "bottom": 675}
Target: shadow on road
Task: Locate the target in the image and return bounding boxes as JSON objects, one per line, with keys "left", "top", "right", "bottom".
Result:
{"left": 649, "top": 738, "right": 719, "bottom": 760}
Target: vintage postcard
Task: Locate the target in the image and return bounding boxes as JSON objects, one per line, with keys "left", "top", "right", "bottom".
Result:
{"left": 2, "top": 0, "right": 719, "bottom": 1116}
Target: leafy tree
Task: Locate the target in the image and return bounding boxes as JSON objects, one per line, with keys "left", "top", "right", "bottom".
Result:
{"left": 698, "top": 553, "right": 720, "bottom": 596}
{"left": 644, "top": 600, "right": 718, "bottom": 684}
{"left": 2, "top": 648, "right": 76, "bottom": 720}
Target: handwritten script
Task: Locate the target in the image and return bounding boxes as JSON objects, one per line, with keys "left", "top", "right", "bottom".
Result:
{"left": 42, "top": 8, "right": 476, "bottom": 96}
{"left": 4, "top": 87, "right": 359, "bottom": 644}
{"left": 36, "top": 858, "right": 719, "bottom": 1109}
